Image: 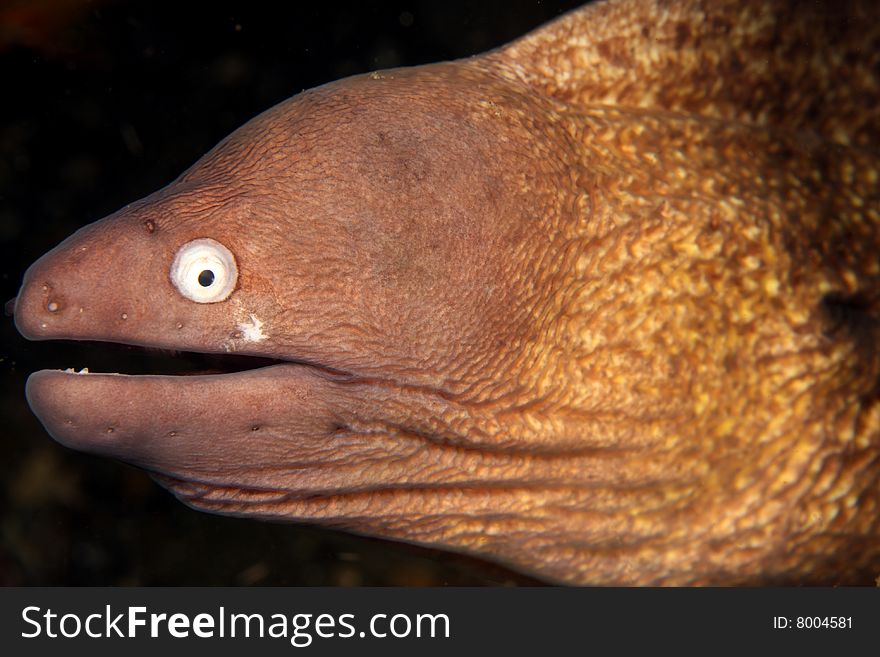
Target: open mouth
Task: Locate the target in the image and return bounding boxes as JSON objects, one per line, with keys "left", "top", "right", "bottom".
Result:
{"left": 40, "top": 341, "right": 291, "bottom": 378}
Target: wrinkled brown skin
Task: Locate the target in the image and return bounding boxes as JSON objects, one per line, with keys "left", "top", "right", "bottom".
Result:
{"left": 12, "top": 0, "right": 880, "bottom": 585}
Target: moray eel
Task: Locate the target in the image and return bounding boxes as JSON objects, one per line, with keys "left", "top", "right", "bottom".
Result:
{"left": 11, "top": 0, "right": 880, "bottom": 585}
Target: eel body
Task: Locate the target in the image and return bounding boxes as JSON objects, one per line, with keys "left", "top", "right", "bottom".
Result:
{"left": 12, "top": 0, "right": 880, "bottom": 585}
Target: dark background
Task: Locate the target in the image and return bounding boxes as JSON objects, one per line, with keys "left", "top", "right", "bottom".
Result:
{"left": 0, "top": 0, "right": 584, "bottom": 585}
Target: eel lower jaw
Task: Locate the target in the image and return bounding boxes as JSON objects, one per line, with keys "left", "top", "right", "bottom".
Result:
{"left": 23, "top": 360, "right": 340, "bottom": 472}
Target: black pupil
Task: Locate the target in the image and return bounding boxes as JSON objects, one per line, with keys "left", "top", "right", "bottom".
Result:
{"left": 198, "top": 270, "right": 215, "bottom": 287}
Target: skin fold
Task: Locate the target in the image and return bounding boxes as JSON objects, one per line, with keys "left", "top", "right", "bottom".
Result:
{"left": 12, "top": 0, "right": 880, "bottom": 585}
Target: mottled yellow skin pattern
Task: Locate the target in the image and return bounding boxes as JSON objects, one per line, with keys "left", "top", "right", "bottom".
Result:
{"left": 14, "top": 0, "right": 880, "bottom": 584}
{"left": 470, "top": 0, "right": 880, "bottom": 582}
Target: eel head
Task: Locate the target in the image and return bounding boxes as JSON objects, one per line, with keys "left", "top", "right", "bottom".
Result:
{"left": 13, "top": 56, "right": 880, "bottom": 584}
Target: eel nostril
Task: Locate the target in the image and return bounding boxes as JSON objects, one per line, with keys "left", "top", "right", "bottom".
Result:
{"left": 4, "top": 297, "right": 15, "bottom": 317}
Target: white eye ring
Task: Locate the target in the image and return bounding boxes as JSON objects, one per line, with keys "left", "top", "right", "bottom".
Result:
{"left": 170, "top": 238, "right": 238, "bottom": 303}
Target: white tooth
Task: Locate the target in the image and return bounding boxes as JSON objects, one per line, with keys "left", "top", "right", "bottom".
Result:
{"left": 79, "top": 368, "right": 89, "bottom": 374}
{"left": 65, "top": 368, "right": 75, "bottom": 373}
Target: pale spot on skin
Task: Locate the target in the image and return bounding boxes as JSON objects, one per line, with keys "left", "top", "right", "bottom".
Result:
{"left": 238, "top": 313, "right": 267, "bottom": 342}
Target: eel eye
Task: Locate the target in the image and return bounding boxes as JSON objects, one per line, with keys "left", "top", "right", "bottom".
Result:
{"left": 170, "top": 238, "right": 238, "bottom": 303}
